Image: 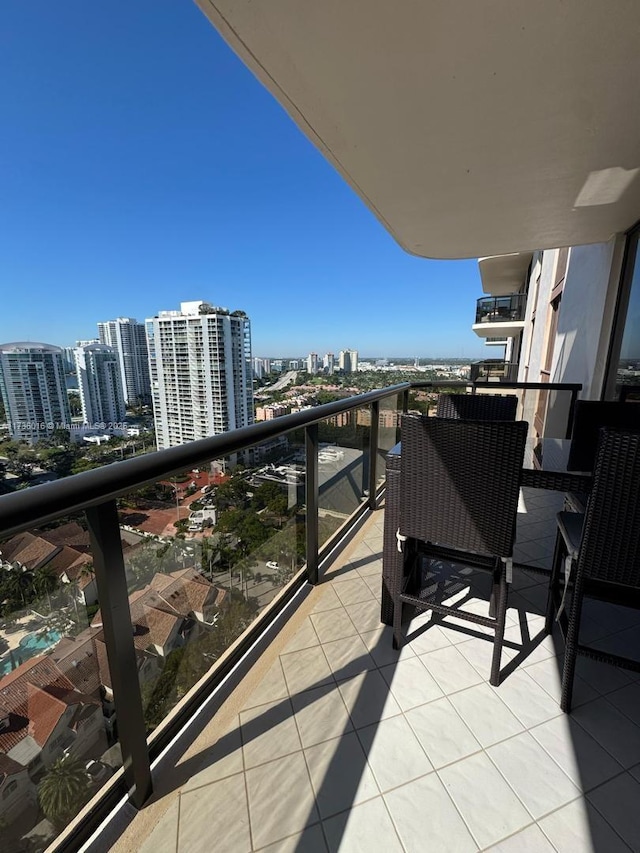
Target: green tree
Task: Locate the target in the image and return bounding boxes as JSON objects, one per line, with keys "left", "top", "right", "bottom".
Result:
{"left": 68, "top": 391, "right": 82, "bottom": 418}
{"left": 38, "top": 756, "right": 92, "bottom": 830}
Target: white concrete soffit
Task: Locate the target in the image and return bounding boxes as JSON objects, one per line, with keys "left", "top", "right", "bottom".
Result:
{"left": 478, "top": 253, "right": 533, "bottom": 296}
{"left": 196, "top": 0, "right": 640, "bottom": 259}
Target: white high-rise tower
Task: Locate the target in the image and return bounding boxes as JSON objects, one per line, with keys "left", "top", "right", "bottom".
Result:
{"left": 74, "top": 344, "right": 126, "bottom": 426}
{"left": 0, "top": 343, "right": 71, "bottom": 443}
{"left": 97, "top": 318, "right": 150, "bottom": 407}
{"left": 146, "top": 301, "right": 254, "bottom": 450}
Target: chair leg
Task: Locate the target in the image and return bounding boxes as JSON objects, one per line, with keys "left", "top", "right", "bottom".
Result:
{"left": 560, "top": 568, "right": 584, "bottom": 713}
{"left": 392, "top": 594, "right": 403, "bottom": 650}
{"left": 545, "top": 531, "right": 564, "bottom": 635}
{"left": 490, "top": 566, "right": 508, "bottom": 687}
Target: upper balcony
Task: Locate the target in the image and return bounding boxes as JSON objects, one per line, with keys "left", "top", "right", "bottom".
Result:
{"left": 472, "top": 295, "right": 526, "bottom": 340}
{"left": 6, "top": 379, "right": 638, "bottom": 853}
{"left": 470, "top": 360, "right": 519, "bottom": 384}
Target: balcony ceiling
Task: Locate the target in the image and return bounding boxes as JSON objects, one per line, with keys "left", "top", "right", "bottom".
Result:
{"left": 196, "top": 0, "right": 640, "bottom": 258}
{"left": 478, "top": 253, "right": 534, "bottom": 297}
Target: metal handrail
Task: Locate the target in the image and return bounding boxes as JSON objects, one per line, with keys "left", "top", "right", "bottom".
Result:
{"left": 0, "top": 383, "right": 409, "bottom": 538}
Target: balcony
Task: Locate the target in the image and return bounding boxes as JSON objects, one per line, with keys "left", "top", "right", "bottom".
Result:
{"left": 1, "top": 382, "right": 639, "bottom": 853}
{"left": 108, "top": 501, "right": 640, "bottom": 853}
{"left": 472, "top": 295, "right": 526, "bottom": 340}
{"left": 470, "top": 360, "right": 519, "bottom": 384}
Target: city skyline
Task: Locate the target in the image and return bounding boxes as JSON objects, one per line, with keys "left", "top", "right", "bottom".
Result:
{"left": 2, "top": 1, "right": 488, "bottom": 359}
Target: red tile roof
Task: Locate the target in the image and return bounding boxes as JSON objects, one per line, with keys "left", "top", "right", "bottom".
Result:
{"left": 0, "top": 532, "right": 60, "bottom": 570}
{"left": 0, "top": 657, "right": 97, "bottom": 752}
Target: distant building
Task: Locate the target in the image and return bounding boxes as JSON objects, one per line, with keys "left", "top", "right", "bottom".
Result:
{"left": 97, "top": 318, "right": 151, "bottom": 407}
{"left": 323, "top": 353, "right": 335, "bottom": 374}
{"left": 306, "top": 352, "right": 319, "bottom": 374}
{"left": 146, "top": 301, "right": 254, "bottom": 450}
{"left": 339, "top": 349, "right": 359, "bottom": 373}
{"left": 0, "top": 342, "right": 71, "bottom": 443}
{"left": 253, "top": 357, "right": 265, "bottom": 379}
{"left": 61, "top": 346, "right": 77, "bottom": 373}
{"left": 262, "top": 358, "right": 272, "bottom": 374}
{"left": 288, "top": 359, "right": 300, "bottom": 370}
{"left": 74, "top": 344, "right": 126, "bottom": 427}
{"left": 255, "top": 403, "right": 289, "bottom": 421}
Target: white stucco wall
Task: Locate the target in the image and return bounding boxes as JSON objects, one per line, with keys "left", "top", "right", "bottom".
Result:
{"left": 551, "top": 237, "right": 625, "bottom": 398}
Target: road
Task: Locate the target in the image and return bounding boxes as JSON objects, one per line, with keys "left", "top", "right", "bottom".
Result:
{"left": 266, "top": 370, "right": 298, "bottom": 391}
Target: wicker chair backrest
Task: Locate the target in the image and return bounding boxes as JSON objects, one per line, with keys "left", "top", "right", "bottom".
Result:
{"left": 399, "top": 415, "right": 528, "bottom": 558}
{"left": 578, "top": 428, "right": 640, "bottom": 587}
{"left": 436, "top": 394, "right": 518, "bottom": 421}
{"left": 567, "top": 400, "right": 640, "bottom": 472}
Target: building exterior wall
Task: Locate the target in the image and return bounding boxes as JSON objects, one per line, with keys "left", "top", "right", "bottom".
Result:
{"left": 514, "top": 238, "right": 626, "bottom": 436}
{"left": 74, "top": 345, "right": 126, "bottom": 426}
{"left": 146, "top": 302, "right": 254, "bottom": 450}
{"left": 0, "top": 766, "right": 36, "bottom": 823}
{"left": 551, "top": 238, "right": 625, "bottom": 398}
{"left": 0, "top": 344, "right": 71, "bottom": 443}
{"left": 98, "top": 318, "right": 151, "bottom": 406}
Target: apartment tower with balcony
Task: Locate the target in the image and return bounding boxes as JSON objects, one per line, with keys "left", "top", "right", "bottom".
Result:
{"left": 97, "top": 317, "right": 151, "bottom": 407}
{"left": 0, "top": 343, "right": 71, "bottom": 443}
{"left": 74, "top": 344, "right": 126, "bottom": 427}
{"left": 146, "top": 301, "right": 254, "bottom": 450}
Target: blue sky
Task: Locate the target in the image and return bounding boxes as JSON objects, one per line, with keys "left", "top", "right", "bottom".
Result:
{"left": 0, "top": 0, "right": 487, "bottom": 358}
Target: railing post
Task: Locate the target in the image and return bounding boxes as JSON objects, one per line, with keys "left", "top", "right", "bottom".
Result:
{"left": 85, "top": 501, "right": 152, "bottom": 809}
{"left": 368, "top": 401, "right": 380, "bottom": 510}
{"left": 402, "top": 389, "right": 410, "bottom": 413}
{"left": 305, "top": 424, "right": 319, "bottom": 585}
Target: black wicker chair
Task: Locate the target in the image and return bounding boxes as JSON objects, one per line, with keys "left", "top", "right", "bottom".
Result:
{"left": 567, "top": 400, "right": 640, "bottom": 471}
{"left": 436, "top": 393, "right": 518, "bottom": 421}
{"left": 393, "top": 415, "right": 528, "bottom": 685}
{"left": 546, "top": 428, "right": 640, "bottom": 712}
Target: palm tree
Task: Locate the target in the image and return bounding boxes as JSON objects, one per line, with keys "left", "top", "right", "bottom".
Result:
{"left": 38, "top": 755, "right": 91, "bottom": 830}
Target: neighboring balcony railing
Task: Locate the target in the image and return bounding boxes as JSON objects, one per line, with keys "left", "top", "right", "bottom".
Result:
{"left": 475, "top": 293, "right": 526, "bottom": 324}
{"left": 470, "top": 360, "right": 519, "bottom": 383}
{"left": 0, "top": 379, "right": 581, "bottom": 852}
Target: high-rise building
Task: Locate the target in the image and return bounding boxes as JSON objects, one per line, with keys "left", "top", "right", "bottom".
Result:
{"left": 97, "top": 318, "right": 151, "bottom": 407}
{"left": 146, "top": 301, "right": 254, "bottom": 450}
{"left": 61, "top": 346, "right": 77, "bottom": 373}
{"left": 74, "top": 344, "right": 126, "bottom": 427}
{"left": 339, "top": 349, "right": 359, "bottom": 373}
{"left": 306, "top": 352, "right": 319, "bottom": 374}
{"left": 253, "top": 357, "right": 264, "bottom": 379}
{"left": 323, "top": 353, "right": 335, "bottom": 374}
{"left": 0, "top": 342, "right": 71, "bottom": 443}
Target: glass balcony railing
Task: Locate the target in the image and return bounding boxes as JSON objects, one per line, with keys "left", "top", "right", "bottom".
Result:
{"left": 0, "top": 379, "right": 582, "bottom": 851}
{"left": 470, "top": 360, "right": 519, "bottom": 383}
{"left": 475, "top": 293, "right": 526, "bottom": 324}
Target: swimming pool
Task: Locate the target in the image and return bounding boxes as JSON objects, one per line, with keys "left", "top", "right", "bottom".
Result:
{"left": 0, "top": 629, "right": 62, "bottom": 676}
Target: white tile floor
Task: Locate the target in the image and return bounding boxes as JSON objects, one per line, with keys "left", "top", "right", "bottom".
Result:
{"left": 130, "top": 491, "right": 640, "bottom": 852}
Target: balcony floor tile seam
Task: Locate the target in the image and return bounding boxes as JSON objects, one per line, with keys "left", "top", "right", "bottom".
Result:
{"left": 569, "top": 696, "right": 640, "bottom": 769}
{"left": 483, "top": 734, "right": 583, "bottom": 822}
{"left": 478, "top": 820, "right": 552, "bottom": 853}
{"left": 584, "top": 772, "right": 640, "bottom": 851}
{"left": 241, "top": 767, "right": 255, "bottom": 853}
